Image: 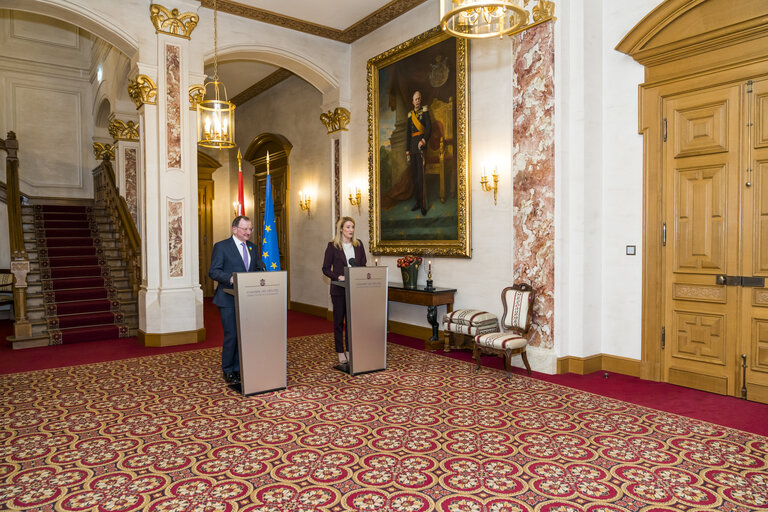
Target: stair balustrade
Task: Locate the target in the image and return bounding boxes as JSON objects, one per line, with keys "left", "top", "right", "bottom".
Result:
{"left": 92, "top": 156, "right": 141, "bottom": 297}
{"left": 1, "top": 131, "right": 33, "bottom": 339}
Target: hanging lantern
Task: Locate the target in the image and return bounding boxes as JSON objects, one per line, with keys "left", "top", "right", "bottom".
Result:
{"left": 197, "top": 80, "right": 235, "bottom": 149}
{"left": 197, "top": 0, "right": 235, "bottom": 149}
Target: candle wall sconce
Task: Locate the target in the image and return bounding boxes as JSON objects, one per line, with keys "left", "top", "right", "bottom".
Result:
{"left": 299, "top": 191, "right": 311, "bottom": 217}
{"left": 348, "top": 187, "right": 362, "bottom": 214}
{"left": 232, "top": 201, "right": 241, "bottom": 215}
{"left": 480, "top": 168, "right": 499, "bottom": 205}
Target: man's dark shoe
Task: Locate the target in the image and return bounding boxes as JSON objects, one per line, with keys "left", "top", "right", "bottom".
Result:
{"left": 421, "top": 206, "right": 427, "bottom": 216}
{"left": 233, "top": 371, "right": 241, "bottom": 383}
{"left": 411, "top": 203, "right": 421, "bottom": 211}
{"left": 223, "top": 372, "right": 236, "bottom": 384}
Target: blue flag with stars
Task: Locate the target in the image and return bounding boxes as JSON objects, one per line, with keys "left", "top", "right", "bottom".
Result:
{"left": 261, "top": 174, "right": 281, "bottom": 271}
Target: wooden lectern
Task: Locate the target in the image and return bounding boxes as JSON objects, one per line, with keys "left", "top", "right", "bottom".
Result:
{"left": 331, "top": 265, "right": 388, "bottom": 375}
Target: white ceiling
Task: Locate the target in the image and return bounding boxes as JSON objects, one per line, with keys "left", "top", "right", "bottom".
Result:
{"left": 207, "top": 0, "right": 406, "bottom": 100}
{"left": 208, "top": 60, "right": 279, "bottom": 100}
{"left": 223, "top": 0, "right": 394, "bottom": 31}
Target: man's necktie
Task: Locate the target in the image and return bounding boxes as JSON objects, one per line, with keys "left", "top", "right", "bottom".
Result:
{"left": 241, "top": 242, "right": 249, "bottom": 270}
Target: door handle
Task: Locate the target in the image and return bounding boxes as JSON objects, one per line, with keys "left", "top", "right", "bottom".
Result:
{"left": 715, "top": 275, "right": 766, "bottom": 287}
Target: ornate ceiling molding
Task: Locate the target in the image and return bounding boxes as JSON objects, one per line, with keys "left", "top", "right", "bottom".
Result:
{"left": 198, "top": 0, "right": 427, "bottom": 43}
{"left": 231, "top": 68, "right": 293, "bottom": 106}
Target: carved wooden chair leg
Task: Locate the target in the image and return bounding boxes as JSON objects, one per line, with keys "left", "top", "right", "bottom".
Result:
{"left": 473, "top": 344, "right": 481, "bottom": 373}
{"left": 521, "top": 351, "right": 532, "bottom": 375}
{"left": 504, "top": 350, "right": 512, "bottom": 380}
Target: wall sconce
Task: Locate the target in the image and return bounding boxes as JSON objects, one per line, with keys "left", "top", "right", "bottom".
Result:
{"left": 480, "top": 167, "right": 499, "bottom": 205}
{"left": 348, "top": 186, "right": 362, "bottom": 214}
{"left": 299, "top": 191, "right": 311, "bottom": 217}
{"left": 233, "top": 201, "right": 241, "bottom": 215}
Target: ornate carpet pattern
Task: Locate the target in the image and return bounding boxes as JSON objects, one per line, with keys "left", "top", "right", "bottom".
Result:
{"left": 1, "top": 333, "right": 767, "bottom": 512}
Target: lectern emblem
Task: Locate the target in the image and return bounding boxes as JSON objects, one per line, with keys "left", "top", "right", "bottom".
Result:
{"left": 260, "top": 279, "right": 266, "bottom": 286}
{"left": 367, "top": 273, "right": 371, "bottom": 279}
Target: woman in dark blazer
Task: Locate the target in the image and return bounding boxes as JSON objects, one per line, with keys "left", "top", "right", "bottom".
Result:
{"left": 322, "top": 216, "right": 367, "bottom": 364}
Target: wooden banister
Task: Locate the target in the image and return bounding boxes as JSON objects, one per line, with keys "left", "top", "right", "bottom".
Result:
{"left": 92, "top": 157, "right": 141, "bottom": 296}
{"left": 1, "top": 131, "right": 32, "bottom": 338}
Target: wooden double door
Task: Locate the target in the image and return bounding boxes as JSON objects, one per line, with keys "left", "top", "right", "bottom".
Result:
{"left": 664, "top": 78, "right": 768, "bottom": 403}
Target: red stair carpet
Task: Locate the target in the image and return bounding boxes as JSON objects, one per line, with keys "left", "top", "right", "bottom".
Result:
{"left": 34, "top": 205, "right": 129, "bottom": 344}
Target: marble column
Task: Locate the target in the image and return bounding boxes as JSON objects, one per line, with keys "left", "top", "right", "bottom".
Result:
{"left": 132, "top": 3, "right": 204, "bottom": 346}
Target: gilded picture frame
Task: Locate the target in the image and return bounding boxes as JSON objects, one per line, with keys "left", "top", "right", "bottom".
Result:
{"left": 367, "top": 27, "right": 470, "bottom": 257}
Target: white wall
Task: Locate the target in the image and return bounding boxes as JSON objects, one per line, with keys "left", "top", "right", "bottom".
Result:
{"left": 554, "top": 0, "right": 660, "bottom": 360}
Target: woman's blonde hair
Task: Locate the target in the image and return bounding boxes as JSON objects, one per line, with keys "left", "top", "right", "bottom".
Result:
{"left": 332, "top": 216, "right": 360, "bottom": 249}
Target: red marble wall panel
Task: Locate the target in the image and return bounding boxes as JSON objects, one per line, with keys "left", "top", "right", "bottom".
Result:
{"left": 125, "top": 148, "right": 138, "bottom": 226}
{"left": 166, "top": 43, "right": 182, "bottom": 170}
{"left": 513, "top": 23, "right": 555, "bottom": 349}
{"left": 168, "top": 199, "right": 184, "bottom": 277}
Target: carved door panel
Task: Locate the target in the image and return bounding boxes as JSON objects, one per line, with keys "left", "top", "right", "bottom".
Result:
{"left": 198, "top": 180, "right": 215, "bottom": 297}
{"left": 740, "top": 77, "right": 768, "bottom": 403}
{"left": 663, "top": 84, "right": 742, "bottom": 396}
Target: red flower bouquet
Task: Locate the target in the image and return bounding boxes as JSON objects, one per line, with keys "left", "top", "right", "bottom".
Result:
{"left": 397, "top": 255, "right": 422, "bottom": 289}
{"left": 396, "top": 255, "right": 422, "bottom": 268}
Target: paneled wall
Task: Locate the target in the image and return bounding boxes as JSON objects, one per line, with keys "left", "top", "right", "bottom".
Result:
{"left": 0, "top": 9, "right": 94, "bottom": 199}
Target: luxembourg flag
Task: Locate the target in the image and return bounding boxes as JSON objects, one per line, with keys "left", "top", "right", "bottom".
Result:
{"left": 261, "top": 173, "right": 281, "bottom": 271}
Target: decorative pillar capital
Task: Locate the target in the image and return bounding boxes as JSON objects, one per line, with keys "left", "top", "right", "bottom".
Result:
{"left": 108, "top": 118, "right": 140, "bottom": 141}
{"left": 320, "top": 107, "right": 351, "bottom": 134}
{"left": 189, "top": 84, "right": 205, "bottom": 111}
{"left": 149, "top": 4, "right": 199, "bottom": 39}
{"left": 128, "top": 75, "right": 158, "bottom": 109}
{"left": 93, "top": 142, "right": 115, "bottom": 161}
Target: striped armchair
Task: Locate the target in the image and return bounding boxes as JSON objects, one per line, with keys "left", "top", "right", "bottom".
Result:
{"left": 473, "top": 284, "right": 535, "bottom": 377}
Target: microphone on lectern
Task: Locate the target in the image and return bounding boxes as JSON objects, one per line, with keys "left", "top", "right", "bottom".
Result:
{"left": 348, "top": 258, "right": 357, "bottom": 267}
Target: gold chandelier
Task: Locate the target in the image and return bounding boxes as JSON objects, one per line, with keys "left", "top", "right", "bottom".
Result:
{"left": 197, "top": 0, "right": 235, "bottom": 149}
{"left": 441, "top": 0, "right": 555, "bottom": 39}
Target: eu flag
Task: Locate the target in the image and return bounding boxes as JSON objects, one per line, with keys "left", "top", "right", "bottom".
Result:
{"left": 261, "top": 174, "right": 281, "bottom": 271}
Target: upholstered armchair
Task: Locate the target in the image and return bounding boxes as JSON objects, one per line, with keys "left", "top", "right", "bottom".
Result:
{"left": 441, "top": 308, "right": 500, "bottom": 352}
{"left": 473, "top": 284, "right": 535, "bottom": 377}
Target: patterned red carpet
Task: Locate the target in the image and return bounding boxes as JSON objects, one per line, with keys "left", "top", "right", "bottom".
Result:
{"left": 1, "top": 333, "right": 766, "bottom": 511}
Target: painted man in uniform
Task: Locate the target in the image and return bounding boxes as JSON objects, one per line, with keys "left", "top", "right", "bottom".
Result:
{"left": 405, "top": 90, "right": 431, "bottom": 215}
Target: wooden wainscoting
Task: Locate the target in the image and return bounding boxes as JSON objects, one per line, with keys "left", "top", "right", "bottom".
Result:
{"left": 557, "top": 354, "right": 642, "bottom": 377}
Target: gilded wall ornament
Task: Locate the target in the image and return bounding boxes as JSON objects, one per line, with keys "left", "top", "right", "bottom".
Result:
{"left": 108, "top": 119, "right": 140, "bottom": 141}
{"left": 128, "top": 75, "right": 158, "bottom": 108}
{"left": 93, "top": 142, "right": 115, "bottom": 161}
{"left": 189, "top": 84, "right": 205, "bottom": 110}
{"left": 150, "top": 4, "right": 199, "bottom": 39}
{"left": 320, "top": 107, "right": 351, "bottom": 134}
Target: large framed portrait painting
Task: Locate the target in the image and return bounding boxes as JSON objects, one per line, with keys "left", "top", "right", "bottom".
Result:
{"left": 367, "top": 27, "right": 470, "bottom": 257}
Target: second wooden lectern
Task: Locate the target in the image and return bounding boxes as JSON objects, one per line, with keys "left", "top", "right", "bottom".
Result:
{"left": 332, "top": 265, "right": 388, "bottom": 375}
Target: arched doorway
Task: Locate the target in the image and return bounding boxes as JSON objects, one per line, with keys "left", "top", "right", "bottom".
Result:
{"left": 245, "top": 134, "right": 293, "bottom": 300}
{"left": 198, "top": 151, "right": 221, "bottom": 297}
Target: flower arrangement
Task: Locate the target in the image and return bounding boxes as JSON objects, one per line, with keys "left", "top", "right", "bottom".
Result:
{"left": 397, "top": 255, "right": 422, "bottom": 268}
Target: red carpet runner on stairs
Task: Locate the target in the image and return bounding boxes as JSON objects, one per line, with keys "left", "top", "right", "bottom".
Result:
{"left": 35, "top": 204, "right": 129, "bottom": 344}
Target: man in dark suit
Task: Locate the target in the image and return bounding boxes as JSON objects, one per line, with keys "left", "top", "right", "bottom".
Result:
{"left": 406, "top": 90, "right": 432, "bottom": 215}
{"left": 209, "top": 215, "right": 263, "bottom": 384}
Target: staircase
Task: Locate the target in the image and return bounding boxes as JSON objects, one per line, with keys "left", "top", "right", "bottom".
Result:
{"left": 15, "top": 203, "right": 138, "bottom": 348}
